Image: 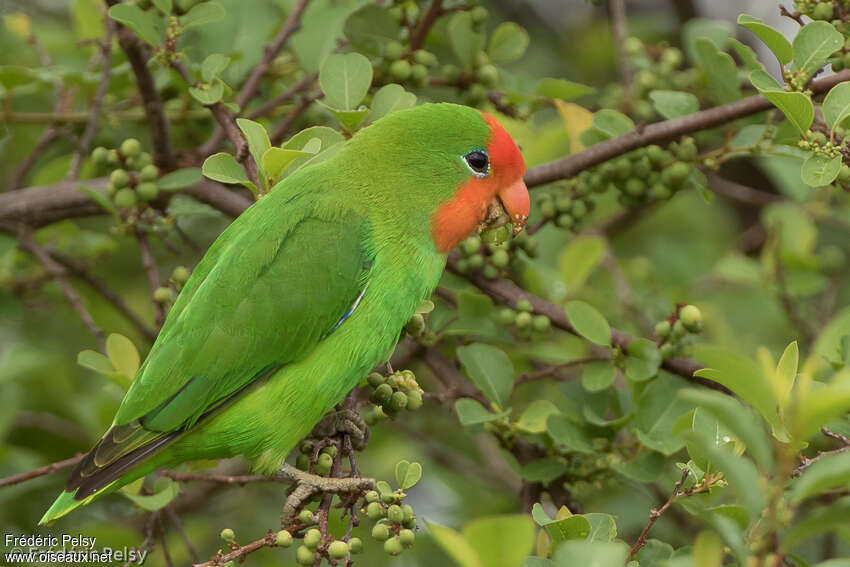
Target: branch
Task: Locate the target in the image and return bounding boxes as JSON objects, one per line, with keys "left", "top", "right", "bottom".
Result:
{"left": 524, "top": 69, "right": 850, "bottom": 188}
{"left": 135, "top": 230, "right": 166, "bottom": 329}
{"left": 161, "top": 471, "right": 289, "bottom": 484}
{"left": 0, "top": 454, "right": 83, "bottom": 489}
{"left": 409, "top": 0, "right": 443, "bottom": 51}
{"left": 794, "top": 427, "right": 850, "bottom": 476}
{"left": 607, "top": 0, "right": 633, "bottom": 88}
{"left": 246, "top": 72, "right": 318, "bottom": 121}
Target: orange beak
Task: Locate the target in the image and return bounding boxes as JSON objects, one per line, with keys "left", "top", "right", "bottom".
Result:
{"left": 485, "top": 178, "right": 529, "bottom": 235}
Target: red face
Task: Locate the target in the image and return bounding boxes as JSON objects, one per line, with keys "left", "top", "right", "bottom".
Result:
{"left": 431, "top": 113, "right": 530, "bottom": 253}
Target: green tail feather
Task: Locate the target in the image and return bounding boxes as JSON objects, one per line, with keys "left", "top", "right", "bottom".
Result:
{"left": 39, "top": 482, "right": 116, "bottom": 526}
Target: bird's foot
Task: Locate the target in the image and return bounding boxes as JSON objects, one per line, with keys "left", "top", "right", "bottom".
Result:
{"left": 276, "top": 463, "right": 375, "bottom": 526}
{"left": 308, "top": 408, "right": 369, "bottom": 451}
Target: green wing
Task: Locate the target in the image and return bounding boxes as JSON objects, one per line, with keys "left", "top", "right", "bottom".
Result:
{"left": 67, "top": 193, "right": 372, "bottom": 498}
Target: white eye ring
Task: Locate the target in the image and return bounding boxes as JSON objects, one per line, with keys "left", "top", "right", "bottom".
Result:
{"left": 463, "top": 150, "right": 489, "bottom": 178}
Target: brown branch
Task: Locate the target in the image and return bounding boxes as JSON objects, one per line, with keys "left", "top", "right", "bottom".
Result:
{"left": 67, "top": 19, "right": 116, "bottom": 180}
{"left": 246, "top": 72, "right": 318, "bottom": 121}
{"left": 524, "top": 69, "right": 850, "bottom": 188}
{"left": 514, "top": 356, "right": 610, "bottom": 386}
{"left": 794, "top": 427, "right": 850, "bottom": 476}
{"left": 269, "top": 94, "right": 320, "bottom": 145}
{"left": 16, "top": 228, "right": 106, "bottom": 351}
{"left": 135, "top": 230, "right": 166, "bottom": 329}
{"left": 608, "top": 0, "right": 633, "bottom": 88}
{"left": 105, "top": 0, "right": 175, "bottom": 169}
{"left": 706, "top": 173, "right": 783, "bottom": 206}
{"left": 160, "top": 471, "right": 289, "bottom": 484}
{"left": 8, "top": 126, "right": 64, "bottom": 190}
{"left": 194, "top": 530, "right": 277, "bottom": 567}
{"left": 628, "top": 469, "right": 690, "bottom": 561}
{"left": 409, "top": 0, "right": 443, "bottom": 51}
{"left": 0, "top": 454, "right": 83, "bottom": 489}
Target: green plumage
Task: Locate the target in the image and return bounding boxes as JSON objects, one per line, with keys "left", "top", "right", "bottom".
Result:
{"left": 41, "top": 103, "right": 492, "bottom": 524}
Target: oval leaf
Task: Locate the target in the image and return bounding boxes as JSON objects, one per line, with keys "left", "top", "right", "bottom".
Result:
{"left": 564, "top": 300, "right": 611, "bottom": 346}
{"left": 319, "top": 53, "right": 373, "bottom": 111}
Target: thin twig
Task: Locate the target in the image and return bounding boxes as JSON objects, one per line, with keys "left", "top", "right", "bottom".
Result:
{"left": 514, "top": 356, "right": 610, "bottom": 386}
{"left": 0, "top": 454, "right": 83, "bottom": 489}
{"left": 269, "top": 95, "right": 320, "bottom": 145}
{"left": 135, "top": 230, "right": 166, "bottom": 329}
{"left": 409, "top": 0, "right": 443, "bottom": 51}
{"left": 608, "top": 0, "right": 633, "bottom": 88}
{"left": 628, "top": 470, "right": 691, "bottom": 561}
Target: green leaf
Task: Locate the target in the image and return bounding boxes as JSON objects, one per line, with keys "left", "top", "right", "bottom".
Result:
{"left": 801, "top": 154, "right": 842, "bottom": 187}
{"left": 157, "top": 168, "right": 201, "bottom": 191}
{"left": 682, "top": 18, "right": 734, "bottom": 63}
{"left": 487, "top": 22, "right": 529, "bottom": 65}
{"left": 77, "top": 350, "right": 114, "bottom": 375}
{"left": 531, "top": 503, "right": 552, "bottom": 526}
{"left": 235, "top": 118, "right": 271, "bottom": 184}
{"left": 634, "top": 539, "right": 673, "bottom": 565}
{"left": 78, "top": 185, "right": 116, "bottom": 214}
{"left": 737, "top": 14, "right": 792, "bottom": 65}
{"left": 202, "top": 152, "right": 251, "bottom": 186}
{"left": 535, "top": 78, "right": 594, "bottom": 101}
{"left": 693, "top": 530, "right": 724, "bottom": 567}
{"left": 456, "top": 344, "right": 514, "bottom": 408}
{"left": 201, "top": 53, "right": 230, "bottom": 83}
{"left": 515, "top": 400, "right": 560, "bottom": 434}
{"left": 426, "top": 521, "right": 482, "bottom": 567}
{"left": 454, "top": 398, "right": 506, "bottom": 426}
{"left": 581, "top": 361, "right": 615, "bottom": 392}
{"left": 546, "top": 515, "right": 591, "bottom": 546}
{"left": 122, "top": 477, "right": 179, "bottom": 511}
{"left": 189, "top": 80, "right": 224, "bottom": 105}
{"left": 520, "top": 458, "right": 566, "bottom": 484}
{"left": 152, "top": 0, "right": 172, "bottom": 14}
{"left": 553, "top": 540, "right": 629, "bottom": 566}
{"left": 279, "top": 126, "right": 345, "bottom": 174}
{"left": 625, "top": 338, "right": 662, "bottom": 383}
{"left": 107, "top": 4, "right": 165, "bottom": 46}
{"left": 791, "top": 376, "right": 850, "bottom": 442}
{"left": 688, "top": 430, "right": 765, "bottom": 516}
{"left": 557, "top": 235, "right": 605, "bottom": 292}
{"left": 694, "top": 38, "right": 741, "bottom": 105}
{"left": 322, "top": 104, "right": 370, "bottom": 133}
{"left": 584, "top": 513, "right": 617, "bottom": 543}
{"left": 370, "top": 84, "right": 416, "bottom": 122}
{"left": 106, "top": 333, "right": 139, "bottom": 381}
{"left": 180, "top": 0, "right": 225, "bottom": 28}
{"left": 592, "top": 109, "right": 634, "bottom": 139}
{"left": 611, "top": 450, "right": 665, "bottom": 483}
{"left": 394, "top": 460, "right": 422, "bottom": 490}
{"left": 791, "top": 451, "right": 850, "bottom": 504}
{"left": 448, "top": 11, "right": 485, "bottom": 68}
{"left": 678, "top": 389, "right": 773, "bottom": 470}
{"left": 319, "top": 53, "right": 373, "bottom": 111}
{"left": 463, "top": 515, "right": 535, "bottom": 567}
{"left": 261, "top": 147, "right": 311, "bottom": 180}
{"left": 649, "top": 90, "right": 699, "bottom": 119}
{"left": 822, "top": 81, "right": 850, "bottom": 130}
{"left": 728, "top": 38, "right": 766, "bottom": 73}
{"left": 791, "top": 21, "right": 843, "bottom": 79}
{"left": 343, "top": 5, "right": 400, "bottom": 55}
{"left": 564, "top": 300, "right": 611, "bottom": 346}
{"left": 547, "top": 413, "right": 594, "bottom": 454}
{"left": 634, "top": 374, "right": 691, "bottom": 455}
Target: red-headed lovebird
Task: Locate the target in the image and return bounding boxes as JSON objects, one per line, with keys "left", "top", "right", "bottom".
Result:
{"left": 41, "top": 103, "right": 529, "bottom": 524}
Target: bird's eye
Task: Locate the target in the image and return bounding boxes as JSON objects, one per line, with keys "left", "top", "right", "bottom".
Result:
{"left": 463, "top": 150, "right": 489, "bottom": 177}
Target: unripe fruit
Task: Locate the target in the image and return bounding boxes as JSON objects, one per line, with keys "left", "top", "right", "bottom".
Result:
{"left": 304, "top": 528, "right": 321, "bottom": 550}
{"left": 470, "top": 6, "right": 488, "bottom": 23}
{"left": 516, "top": 298, "right": 533, "bottom": 312}
{"left": 153, "top": 287, "right": 171, "bottom": 303}
{"left": 172, "top": 265, "right": 190, "bottom": 283}
{"left": 671, "top": 319, "right": 686, "bottom": 340}
{"left": 402, "top": 504, "right": 415, "bottom": 522}
{"left": 387, "top": 504, "right": 404, "bottom": 523}
{"left": 624, "top": 178, "right": 646, "bottom": 197}
{"left": 110, "top": 169, "right": 130, "bottom": 188}
{"left": 381, "top": 490, "right": 396, "bottom": 504}
{"left": 388, "top": 391, "right": 408, "bottom": 413}
{"left": 296, "top": 545, "right": 314, "bottom": 565}
{"left": 813, "top": 2, "right": 834, "bottom": 20}
{"left": 365, "top": 490, "right": 380, "bottom": 503}
{"left": 406, "top": 389, "right": 423, "bottom": 410}
{"left": 372, "top": 523, "right": 390, "bottom": 541}
{"left": 477, "top": 64, "right": 499, "bottom": 87}
{"left": 467, "top": 254, "right": 484, "bottom": 270}
{"left": 384, "top": 41, "right": 403, "bottom": 61}
{"left": 649, "top": 183, "right": 672, "bottom": 200}
{"left": 399, "top": 529, "right": 415, "bottom": 547}
{"left": 389, "top": 60, "right": 412, "bottom": 81}
{"left": 498, "top": 307, "right": 516, "bottom": 325}
{"left": 106, "top": 149, "right": 120, "bottom": 165}
{"left": 532, "top": 314, "right": 550, "bottom": 332}
{"left": 321, "top": 444, "right": 338, "bottom": 458}
{"left": 413, "top": 49, "right": 437, "bottom": 67}
{"left": 137, "top": 182, "right": 159, "bottom": 202}
{"left": 405, "top": 313, "right": 426, "bottom": 336}
{"left": 372, "top": 383, "right": 393, "bottom": 405}
{"left": 140, "top": 164, "right": 159, "bottom": 181}
{"left": 296, "top": 453, "right": 310, "bottom": 470}
{"left": 442, "top": 64, "right": 460, "bottom": 82}
{"left": 368, "top": 373, "right": 386, "bottom": 388}
{"left": 121, "top": 138, "right": 141, "bottom": 157}
{"left": 384, "top": 536, "right": 403, "bottom": 556}
{"left": 660, "top": 343, "right": 677, "bottom": 359}
{"left": 298, "top": 509, "right": 315, "bottom": 525}
{"left": 461, "top": 235, "right": 481, "bottom": 256}
{"left": 92, "top": 146, "right": 110, "bottom": 165}
{"left": 483, "top": 265, "right": 499, "bottom": 279}
{"left": 515, "top": 311, "right": 532, "bottom": 329}
{"left": 539, "top": 199, "right": 556, "bottom": 219}
{"left": 220, "top": 528, "right": 235, "bottom": 543}
{"left": 654, "top": 320, "right": 671, "bottom": 338}
{"left": 676, "top": 138, "right": 698, "bottom": 161}
{"left": 136, "top": 152, "right": 153, "bottom": 168}
{"left": 839, "top": 165, "right": 850, "bottom": 183}
{"left": 625, "top": 36, "right": 643, "bottom": 55}
{"left": 349, "top": 537, "right": 363, "bottom": 554}
{"left": 299, "top": 439, "right": 313, "bottom": 454}
{"left": 275, "top": 530, "right": 292, "bottom": 547}
{"left": 317, "top": 452, "right": 333, "bottom": 472}
{"left": 491, "top": 249, "right": 509, "bottom": 268}
{"left": 404, "top": 3, "right": 419, "bottom": 21}
{"left": 679, "top": 304, "right": 702, "bottom": 332}
{"left": 107, "top": 182, "right": 118, "bottom": 196}
{"left": 328, "top": 540, "right": 349, "bottom": 559}
{"left": 411, "top": 64, "right": 428, "bottom": 83}
{"left": 465, "top": 84, "right": 489, "bottom": 105}
{"left": 664, "top": 161, "right": 691, "bottom": 186}
{"left": 366, "top": 501, "right": 385, "bottom": 520}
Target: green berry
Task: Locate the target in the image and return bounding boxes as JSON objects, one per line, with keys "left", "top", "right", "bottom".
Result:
{"left": 676, "top": 138, "right": 698, "bottom": 161}
{"left": 411, "top": 64, "right": 429, "bottom": 83}
{"left": 388, "top": 391, "right": 408, "bottom": 413}
{"left": 321, "top": 444, "right": 338, "bottom": 458}
{"left": 372, "top": 523, "right": 390, "bottom": 541}
{"left": 399, "top": 529, "right": 415, "bottom": 547}
{"left": 461, "top": 235, "right": 481, "bottom": 256}
{"left": 367, "top": 372, "right": 385, "bottom": 388}
{"left": 389, "top": 59, "right": 412, "bottom": 81}
{"left": 296, "top": 545, "right": 314, "bottom": 565}
{"left": 539, "top": 199, "right": 556, "bottom": 219}
{"left": 349, "top": 537, "right": 363, "bottom": 554}
{"left": 483, "top": 264, "right": 499, "bottom": 279}
{"left": 153, "top": 287, "right": 171, "bottom": 303}
{"left": 404, "top": 3, "right": 419, "bottom": 21}
{"left": 110, "top": 169, "right": 130, "bottom": 188}
{"left": 465, "top": 83, "right": 489, "bottom": 105}
{"left": 571, "top": 200, "right": 588, "bottom": 218}
{"left": 384, "top": 536, "right": 403, "bottom": 556}
{"left": 136, "top": 152, "right": 152, "bottom": 168}
{"left": 137, "top": 182, "right": 159, "bottom": 202}
{"left": 649, "top": 183, "right": 672, "bottom": 200}
{"left": 139, "top": 164, "right": 159, "bottom": 181}
{"left": 654, "top": 320, "right": 671, "bottom": 338}
{"left": 664, "top": 161, "right": 691, "bottom": 186}
{"left": 296, "top": 453, "right": 310, "bottom": 470}
{"left": 365, "top": 490, "right": 380, "bottom": 503}
{"left": 813, "top": 2, "right": 834, "bottom": 20}
{"left": 298, "top": 509, "right": 315, "bottom": 525}
{"left": 470, "top": 6, "right": 488, "bottom": 23}
{"left": 515, "top": 311, "right": 532, "bottom": 329}
{"left": 660, "top": 343, "right": 677, "bottom": 359}
{"left": 316, "top": 452, "right": 333, "bottom": 473}
{"left": 381, "top": 490, "right": 396, "bottom": 504}
{"left": 614, "top": 157, "right": 632, "bottom": 179}
{"left": 384, "top": 40, "right": 403, "bottom": 61}
{"left": 406, "top": 389, "right": 423, "bottom": 410}
{"left": 405, "top": 313, "right": 426, "bottom": 336}
{"left": 106, "top": 149, "right": 120, "bottom": 165}
{"left": 328, "top": 540, "right": 348, "bottom": 559}
{"left": 671, "top": 319, "right": 686, "bottom": 340}
{"left": 624, "top": 178, "right": 646, "bottom": 197}
{"left": 275, "top": 530, "right": 292, "bottom": 547}
{"left": 121, "top": 138, "right": 142, "bottom": 157}
{"left": 220, "top": 528, "right": 235, "bottom": 543}
{"left": 625, "top": 36, "right": 643, "bottom": 55}
{"left": 366, "top": 501, "right": 385, "bottom": 520}
{"left": 679, "top": 304, "right": 702, "bottom": 332}
{"left": 402, "top": 504, "right": 415, "bottom": 522}
{"left": 556, "top": 213, "right": 574, "bottom": 228}
{"left": 477, "top": 64, "right": 499, "bottom": 87}
{"left": 92, "top": 146, "right": 110, "bottom": 165}
{"left": 372, "top": 383, "right": 393, "bottom": 405}
{"left": 171, "top": 266, "right": 190, "bottom": 283}
{"left": 304, "top": 528, "right": 321, "bottom": 550}
{"left": 498, "top": 307, "right": 516, "bottom": 325}
{"left": 491, "top": 248, "right": 509, "bottom": 268}
{"left": 413, "top": 49, "right": 437, "bottom": 67}
{"left": 516, "top": 298, "right": 533, "bottom": 312}
{"left": 532, "top": 314, "right": 550, "bottom": 332}
{"left": 442, "top": 64, "right": 460, "bottom": 82}
{"left": 387, "top": 504, "right": 404, "bottom": 523}
{"left": 555, "top": 195, "right": 573, "bottom": 213}
{"left": 467, "top": 254, "right": 484, "bottom": 270}
{"left": 838, "top": 165, "right": 850, "bottom": 183}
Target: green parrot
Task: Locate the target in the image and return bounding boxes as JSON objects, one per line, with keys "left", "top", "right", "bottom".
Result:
{"left": 40, "top": 103, "right": 528, "bottom": 524}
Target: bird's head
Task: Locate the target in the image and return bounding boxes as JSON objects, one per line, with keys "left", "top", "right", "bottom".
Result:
{"left": 344, "top": 103, "right": 529, "bottom": 253}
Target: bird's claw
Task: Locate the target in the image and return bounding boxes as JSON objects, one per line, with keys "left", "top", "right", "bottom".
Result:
{"left": 309, "top": 409, "right": 370, "bottom": 451}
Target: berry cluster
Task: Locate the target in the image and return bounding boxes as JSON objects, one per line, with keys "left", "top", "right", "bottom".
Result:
{"left": 92, "top": 139, "right": 162, "bottom": 210}
{"left": 653, "top": 303, "right": 703, "bottom": 359}
{"left": 363, "top": 485, "right": 417, "bottom": 557}
{"left": 152, "top": 266, "right": 191, "bottom": 307}
{"left": 498, "top": 299, "right": 551, "bottom": 337}
{"left": 379, "top": 41, "right": 438, "bottom": 88}
{"left": 295, "top": 441, "right": 339, "bottom": 476}
{"left": 363, "top": 370, "right": 424, "bottom": 424}
{"left": 454, "top": 232, "right": 538, "bottom": 279}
